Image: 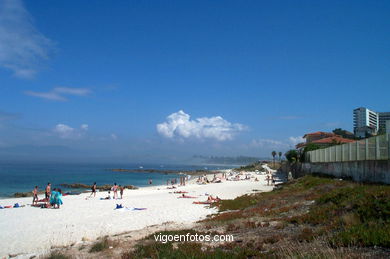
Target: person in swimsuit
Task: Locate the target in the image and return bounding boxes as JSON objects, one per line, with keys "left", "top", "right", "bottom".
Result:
{"left": 112, "top": 183, "right": 118, "bottom": 199}
{"left": 90, "top": 182, "right": 97, "bottom": 197}
{"left": 45, "top": 183, "right": 51, "bottom": 201}
{"left": 119, "top": 185, "right": 124, "bottom": 199}
{"left": 32, "top": 186, "right": 38, "bottom": 205}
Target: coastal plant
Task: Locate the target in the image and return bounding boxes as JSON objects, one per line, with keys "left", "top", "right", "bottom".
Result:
{"left": 45, "top": 251, "right": 71, "bottom": 259}
{"left": 89, "top": 237, "right": 110, "bottom": 253}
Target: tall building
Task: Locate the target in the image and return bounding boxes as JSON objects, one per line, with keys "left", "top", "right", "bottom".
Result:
{"left": 378, "top": 112, "right": 390, "bottom": 132}
{"left": 353, "top": 107, "right": 379, "bottom": 138}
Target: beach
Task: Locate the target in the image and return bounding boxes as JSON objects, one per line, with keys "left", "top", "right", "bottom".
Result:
{"left": 0, "top": 170, "right": 276, "bottom": 258}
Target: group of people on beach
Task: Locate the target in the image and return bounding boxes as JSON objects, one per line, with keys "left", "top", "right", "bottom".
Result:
{"left": 166, "top": 176, "right": 187, "bottom": 186}
{"left": 32, "top": 183, "right": 63, "bottom": 209}
{"left": 99, "top": 183, "right": 125, "bottom": 200}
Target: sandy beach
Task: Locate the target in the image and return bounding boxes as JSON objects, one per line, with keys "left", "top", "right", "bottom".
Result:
{"left": 0, "top": 170, "right": 277, "bottom": 258}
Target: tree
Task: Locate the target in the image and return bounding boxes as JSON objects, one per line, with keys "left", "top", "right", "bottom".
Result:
{"left": 271, "top": 151, "right": 277, "bottom": 167}
{"left": 332, "top": 128, "right": 356, "bottom": 140}
{"left": 285, "top": 150, "right": 298, "bottom": 163}
{"left": 302, "top": 143, "right": 321, "bottom": 162}
{"left": 278, "top": 151, "right": 282, "bottom": 161}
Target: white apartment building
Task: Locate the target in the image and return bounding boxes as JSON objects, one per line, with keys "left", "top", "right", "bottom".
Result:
{"left": 353, "top": 107, "right": 379, "bottom": 138}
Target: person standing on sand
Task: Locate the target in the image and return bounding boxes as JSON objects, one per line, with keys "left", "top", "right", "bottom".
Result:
{"left": 45, "top": 183, "right": 51, "bottom": 201}
{"left": 112, "top": 183, "right": 118, "bottom": 199}
{"left": 119, "top": 185, "right": 124, "bottom": 199}
{"left": 32, "top": 186, "right": 38, "bottom": 205}
{"left": 90, "top": 182, "right": 97, "bottom": 197}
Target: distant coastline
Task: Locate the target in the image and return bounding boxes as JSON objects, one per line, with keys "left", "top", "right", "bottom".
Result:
{"left": 108, "top": 168, "right": 219, "bottom": 176}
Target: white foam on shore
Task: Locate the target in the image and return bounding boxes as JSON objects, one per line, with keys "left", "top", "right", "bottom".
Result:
{"left": 0, "top": 171, "right": 274, "bottom": 257}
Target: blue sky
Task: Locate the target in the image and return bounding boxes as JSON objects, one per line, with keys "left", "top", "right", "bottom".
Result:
{"left": 0, "top": 0, "right": 389, "bottom": 162}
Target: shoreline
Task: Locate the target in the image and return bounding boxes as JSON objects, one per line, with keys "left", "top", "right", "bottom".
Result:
{"left": 2, "top": 168, "right": 234, "bottom": 200}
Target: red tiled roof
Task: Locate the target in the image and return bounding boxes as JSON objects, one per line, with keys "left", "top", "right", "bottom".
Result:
{"left": 303, "top": 131, "right": 335, "bottom": 138}
{"left": 312, "top": 136, "right": 355, "bottom": 144}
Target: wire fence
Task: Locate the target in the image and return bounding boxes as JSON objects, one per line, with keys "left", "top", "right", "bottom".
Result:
{"left": 306, "top": 134, "right": 390, "bottom": 163}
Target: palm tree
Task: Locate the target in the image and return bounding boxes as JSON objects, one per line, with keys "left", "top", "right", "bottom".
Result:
{"left": 271, "top": 151, "right": 277, "bottom": 167}
{"left": 278, "top": 151, "right": 282, "bottom": 161}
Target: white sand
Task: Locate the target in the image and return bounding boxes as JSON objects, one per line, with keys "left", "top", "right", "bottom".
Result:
{"left": 0, "top": 171, "right": 275, "bottom": 258}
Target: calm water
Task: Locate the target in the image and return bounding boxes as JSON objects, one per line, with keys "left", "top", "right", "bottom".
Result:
{"left": 0, "top": 162, "right": 230, "bottom": 198}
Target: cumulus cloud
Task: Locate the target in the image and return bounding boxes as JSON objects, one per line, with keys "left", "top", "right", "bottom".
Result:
{"left": 157, "top": 110, "right": 246, "bottom": 141}
{"left": 25, "top": 87, "right": 91, "bottom": 101}
{"left": 0, "top": 0, "right": 54, "bottom": 78}
{"left": 54, "top": 123, "right": 88, "bottom": 139}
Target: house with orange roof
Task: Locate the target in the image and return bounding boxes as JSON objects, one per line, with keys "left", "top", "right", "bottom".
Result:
{"left": 296, "top": 131, "right": 355, "bottom": 149}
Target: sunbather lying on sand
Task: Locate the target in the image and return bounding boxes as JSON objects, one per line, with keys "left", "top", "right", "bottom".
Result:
{"left": 173, "top": 191, "right": 188, "bottom": 194}
{"left": 178, "top": 194, "right": 197, "bottom": 198}
{"left": 193, "top": 195, "right": 221, "bottom": 204}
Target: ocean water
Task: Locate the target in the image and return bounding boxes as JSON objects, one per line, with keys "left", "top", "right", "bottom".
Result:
{"left": 0, "top": 162, "right": 230, "bottom": 198}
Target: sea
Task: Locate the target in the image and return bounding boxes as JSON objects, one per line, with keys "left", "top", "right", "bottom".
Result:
{"left": 0, "top": 161, "right": 232, "bottom": 198}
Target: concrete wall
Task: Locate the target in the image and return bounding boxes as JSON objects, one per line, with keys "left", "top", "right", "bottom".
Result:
{"left": 301, "top": 160, "right": 390, "bottom": 184}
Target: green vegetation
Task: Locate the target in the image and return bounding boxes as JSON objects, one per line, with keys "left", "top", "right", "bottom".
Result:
{"left": 271, "top": 151, "right": 277, "bottom": 167}
{"left": 123, "top": 230, "right": 263, "bottom": 259}
{"left": 123, "top": 242, "right": 263, "bottom": 259}
{"left": 285, "top": 149, "right": 299, "bottom": 163}
{"left": 45, "top": 251, "right": 71, "bottom": 259}
{"left": 118, "top": 175, "right": 389, "bottom": 258}
{"left": 214, "top": 175, "right": 390, "bottom": 247}
{"left": 332, "top": 128, "right": 357, "bottom": 140}
{"left": 89, "top": 237, "right": 110, "bottom": 253}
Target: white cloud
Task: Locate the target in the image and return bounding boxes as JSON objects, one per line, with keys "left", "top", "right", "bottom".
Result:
{"left": 0, "top": 0, "right": 54, "bottom": 78}
{"left": 55, "top": 87, "right": 91, "bottom": 96}
{"left": 250, "top": 136, "right": 305, "bottom": 150}
{"left": 80, "top": 124, "right": 89, "bottom": 131}
{"left": 54, "top": 123, "right": 88, "bottom": 139}
{"left": 111, "top": 133, "right": 118, "bottom": 140}
{"left": 250, "top": 139, "right": 287, "bottom": 148}
{"left": 25, "top": 87, "right": 91, "bottom": 101}
{"left": 288, "top": 136, "right": 304, "bottom": 145}
{"left": 157, "top": 110, "right": 246, "bottom": 141}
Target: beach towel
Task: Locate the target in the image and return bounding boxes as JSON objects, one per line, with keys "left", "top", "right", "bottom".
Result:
{"left": 193, "top": 201, "right": 212, "bottom": 205}
{"left": 0, "top": 206, "right": 3, "bottom": 209}
{"left": 115, "top": 207, "right": 147, "bottom": 211}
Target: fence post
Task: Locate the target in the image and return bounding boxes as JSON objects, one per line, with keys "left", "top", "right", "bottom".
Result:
{"left": 356, "top": 141, "right": 359, "bottom": 160}
{"left": 387, "top": 134, "right": 390, "bottom": 160}
{"left": 349, "top": 143, "right": 352, "bottom": 161}
{"left": 375, "top": 136, "right": 380, "bottom": 160}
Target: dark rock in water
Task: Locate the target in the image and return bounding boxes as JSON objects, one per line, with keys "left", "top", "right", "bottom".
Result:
{"left": 13, "top": 191, "right": 45, "bottom": 198}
